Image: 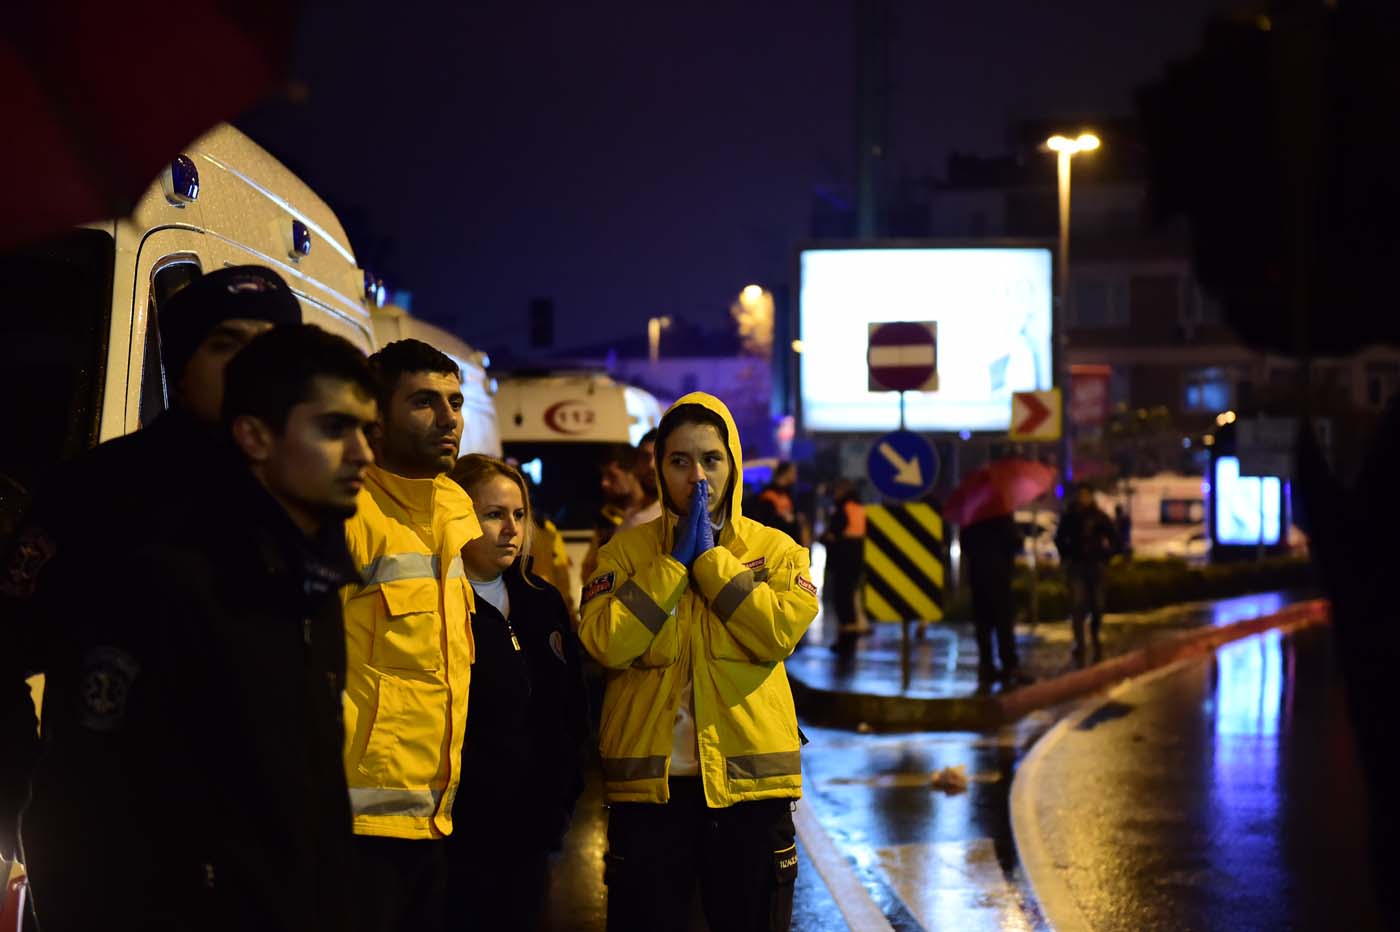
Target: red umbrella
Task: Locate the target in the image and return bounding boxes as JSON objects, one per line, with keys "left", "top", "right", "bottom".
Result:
{"left": 1, "top": 0, "right": 294, "bottom": 249}
{"left": 944, "top": 458, "right": 1058, "bottom": 527}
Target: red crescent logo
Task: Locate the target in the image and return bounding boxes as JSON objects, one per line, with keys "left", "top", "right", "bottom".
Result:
{"left": 544, "top": 400, "right": 596, "bottom": 435}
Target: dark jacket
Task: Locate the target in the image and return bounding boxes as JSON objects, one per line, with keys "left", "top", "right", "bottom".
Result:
{"left": 1, "top": 408, "right": 226, "bottom": 854}
{"left": 960, "top": 513, "right": 1021, "bottom": 584}
{"left": 750, "top": 484, "right": 801, "bottom": 542}
{"left": 450, "top": 563, "right": 588, "bottom": 852}
{"left": 20, "top": 463, "right": 356, "bottom": 932}
{"left": 1055, "top": 504, "right": 1120, "bottom": 567}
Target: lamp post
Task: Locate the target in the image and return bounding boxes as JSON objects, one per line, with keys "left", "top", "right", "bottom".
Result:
{"left": 1044, "top": 132, "right": 1100, "bottom": 483}
{"left": 647, "top": 315, "right": 672, "bottom": 365}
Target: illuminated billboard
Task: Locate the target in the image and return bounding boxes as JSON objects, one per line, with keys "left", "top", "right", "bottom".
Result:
{"left": 1213, "top": 456, "right": 1282, "bottom": 545}
{"left": 798, "top": 246, "right": 1054, "bottom": 432}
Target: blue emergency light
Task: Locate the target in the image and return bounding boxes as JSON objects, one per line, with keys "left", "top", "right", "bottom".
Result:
{"left": 165, "top": 155, "right": 199, "bottom": 206}
{"left": 291, "top": 220, "right": 312, "bottom": 258}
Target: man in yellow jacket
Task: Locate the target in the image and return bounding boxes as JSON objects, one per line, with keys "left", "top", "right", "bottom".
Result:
{"left": 340, "top": 339, "right": 480, "bottom": 932}
{"left": 579, "top": 393, "right": 819, "bottom": 932}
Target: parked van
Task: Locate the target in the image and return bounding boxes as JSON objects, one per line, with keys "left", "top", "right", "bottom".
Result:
{"left": 371, "top": 305, "right": 501, "bottom": 457}
{"left": 494, "top": 371, "right": 665, "bottom": 605}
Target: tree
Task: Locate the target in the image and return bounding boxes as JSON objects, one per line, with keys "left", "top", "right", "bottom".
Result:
{"left": 1136, "top": 1, "right": 1400, "bottom": 357}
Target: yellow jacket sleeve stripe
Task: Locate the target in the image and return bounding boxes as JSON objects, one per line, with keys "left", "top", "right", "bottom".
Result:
{"left": 579, "top": 550, "right": 688, "bottom": 669}
{"left": 691, "top": 544, "right": 818, "bottom": 662}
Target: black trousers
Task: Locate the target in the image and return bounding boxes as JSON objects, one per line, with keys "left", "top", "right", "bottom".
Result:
{"left": 444, "top": 831, "right": 550, "bottom": 932}
{"left": 1067, "top": 564, "right": 1107, "bottom": 649}
{"left": 604, "top": 779, "right": 798, "bottom": 932}
{"left": 969, "top": 565, "right": 1018, "bottom": 675}
{"left": 351, "top": 835, "right": 448, "bottom": 932}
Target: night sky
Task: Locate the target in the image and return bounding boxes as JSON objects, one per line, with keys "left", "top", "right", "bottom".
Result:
{"left": 238, "top": 0, "right": 1241, "bottom": 358}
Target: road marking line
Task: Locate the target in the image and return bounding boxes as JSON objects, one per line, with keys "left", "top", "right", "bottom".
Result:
{"left": 794, "top": 797, "right": 896, "bottom": 932}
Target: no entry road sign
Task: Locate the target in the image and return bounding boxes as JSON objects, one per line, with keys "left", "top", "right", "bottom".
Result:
{"left": 867, "top": 321, "right": 938, "bottom": 392}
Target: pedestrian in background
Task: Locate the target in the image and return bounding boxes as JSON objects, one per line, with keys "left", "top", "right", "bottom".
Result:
{"left": 20, "top": 326, "right": 375, "bottom": 932}
{"left": 445, "top": 455, "right": 588, "bottom": 932}
{"left": 1, "top": 265, "right": 300, "bottom": 867}
{"left": 751, "top": 460, "right": 806, "bottom": 547}
{"left": 821, "top": 479, "right": 865, "bottom": 657}
{"left": 960, "top": 513, "right": 1029, "bottom": 690}
{"left": 340, "top": 339, "right": 482, "bottom": 932}
{"left": 1114, "top": 503, "right": 1133, "bottom": 558}
{"left": 1055, "top": 483, "right": 1120, "bottom": 666}
{"left": 621, "top": 428, "right": 662, "bottom": 529}
{"left": 578, "top": 392, "right": 818, "bottom": 932}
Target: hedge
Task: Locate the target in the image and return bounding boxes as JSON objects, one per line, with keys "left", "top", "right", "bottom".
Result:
{"left": 939, "top": 557, "right": 1316, "bottom": 622}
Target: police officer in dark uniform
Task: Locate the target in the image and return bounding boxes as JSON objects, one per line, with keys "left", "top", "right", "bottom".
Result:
{"left": 20, "top": 325, "right": 377, "bottom": 931}
{"left": 0, "top": 266, "right": 302, "bottom": 860}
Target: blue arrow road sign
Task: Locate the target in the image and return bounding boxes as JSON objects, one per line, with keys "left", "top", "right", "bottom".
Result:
{"left": 867, "top": 430, "right": 939, "bottom": 501}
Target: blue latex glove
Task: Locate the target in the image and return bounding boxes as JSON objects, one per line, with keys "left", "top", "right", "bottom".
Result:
{"left": 693, "top": 480, "right": 715, "bottom": 557}
{"left": 671, "top": 481, "right": 705, "bottom": 565}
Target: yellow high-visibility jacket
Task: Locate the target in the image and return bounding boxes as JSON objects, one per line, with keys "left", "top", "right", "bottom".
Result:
{"left": 578, "top": 393, "right": 819, "bottom": 807}
{"left": 341, "top": 464, "right": 481, "bottom": 839}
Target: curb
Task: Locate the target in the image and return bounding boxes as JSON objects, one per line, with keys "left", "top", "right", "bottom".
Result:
{"left": 790, "top": 599, "right": 1331, "bottom": 731}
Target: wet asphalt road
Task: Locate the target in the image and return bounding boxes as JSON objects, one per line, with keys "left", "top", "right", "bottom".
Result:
{"left": 1017, "top": 623, "right": 1383, "bottom": 931}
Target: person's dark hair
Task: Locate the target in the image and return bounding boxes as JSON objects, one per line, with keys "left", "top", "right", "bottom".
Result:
{"left": 638, "top": 428, "right": 658, "bottom": 446}
{"left": 655, "top": 403, "right": 733, "bottom": 513}
{"left": 774, "top": 460, "right": 796, "bottom": 481}
{"left": 366, "top": 339, "right": 460, "bottom": 410}
{"left": 222, "top": 325, "right": 375, "bottom": 431}
{"left": 597, "top": 442, "right": 636, "bottom": 470}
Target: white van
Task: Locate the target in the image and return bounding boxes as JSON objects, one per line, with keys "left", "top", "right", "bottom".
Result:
{"left": 494, "top": 371, "right": 665, "bottom": 604}
{"left": 371, "top": 305, "right": 501, "bottom": 457}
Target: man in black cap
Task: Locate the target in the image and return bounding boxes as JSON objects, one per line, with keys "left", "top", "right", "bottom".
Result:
{"left": 0, "top": 265, "right": 302, "bottom": 863}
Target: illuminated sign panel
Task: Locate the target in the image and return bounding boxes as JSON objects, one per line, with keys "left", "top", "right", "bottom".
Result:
{"left": 799, "top": 247, "right": 1054, "bottom": 432}
{"left": 1213, "top": 456, "right": 1282, "bottom": 545}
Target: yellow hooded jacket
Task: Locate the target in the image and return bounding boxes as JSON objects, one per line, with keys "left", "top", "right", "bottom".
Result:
{"left": 578, "top": 393, "right": 819, "bottom": 807}
{"left": 341, "top": 464, "right": 482, "bottom": 839}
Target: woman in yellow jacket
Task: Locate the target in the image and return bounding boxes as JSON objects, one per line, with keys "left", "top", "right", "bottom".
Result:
{"left": 578, "top": 393, "right": 819, "bottom": 932}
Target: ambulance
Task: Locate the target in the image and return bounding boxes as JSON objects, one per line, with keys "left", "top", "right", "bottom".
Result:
{"left": 0, "top": 122, "right": 497, "bottom": 546}
{"left": 494, "top": 371, "right": 665, "bottom": 606}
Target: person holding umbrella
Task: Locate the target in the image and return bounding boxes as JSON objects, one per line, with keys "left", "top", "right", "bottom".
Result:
{"left": 944, "top": 458, "right": 1056, "bottom": 690}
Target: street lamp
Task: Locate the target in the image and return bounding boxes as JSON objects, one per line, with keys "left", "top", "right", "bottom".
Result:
{"left": 647, "top": 315, "right": 672, "bottom": 365}
{"left": 1043, "top": 131, "right": 1101, "bottom": 482}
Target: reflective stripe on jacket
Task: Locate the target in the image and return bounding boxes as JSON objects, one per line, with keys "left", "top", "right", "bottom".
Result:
{"left": 341, "top": 465, "right": 481, "bottom": 839}
{"left": 578, "top": 393, "right": 819, "bottom": 807}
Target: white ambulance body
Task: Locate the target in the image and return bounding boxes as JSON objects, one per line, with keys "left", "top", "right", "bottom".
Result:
{"left": 1, "top": 122, "right": 497, "bottom": 531}
{"left": 371, "top": 305, "right": 501, "bottom": 457}
{"left": 494, "top": 372, "right": 665, "bottom": 606}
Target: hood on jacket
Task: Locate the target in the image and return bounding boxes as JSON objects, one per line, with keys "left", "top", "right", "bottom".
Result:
{"left": 655, "top": 392, "right": 744, "bottom": 531}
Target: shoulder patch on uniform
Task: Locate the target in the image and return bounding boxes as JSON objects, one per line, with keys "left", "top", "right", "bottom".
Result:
{"left": 743, "top": 556, "right": 766, "bottom": 571}
{"left": 796, "top": 576, "right": 818, "bottom": 597}
{"left": 549, "top": 630, "right": 567, "bottom": 664}
{"left": 77, "top": 646, "right": 141, "bottom": 733}
{"left": 581, "top": 571, "right": 616, "bottom": 605}
{"left": 1, "top": 525, "right": 58, "bottom": 599}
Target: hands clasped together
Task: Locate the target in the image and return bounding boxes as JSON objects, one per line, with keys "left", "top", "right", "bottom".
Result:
{"left": 670, "top": 480, "right": 715, "bottom": 568}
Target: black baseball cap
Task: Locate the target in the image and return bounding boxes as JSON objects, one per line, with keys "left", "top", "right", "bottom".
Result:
{"left": 159, "top": 265, "right": 303, "bottom": 380}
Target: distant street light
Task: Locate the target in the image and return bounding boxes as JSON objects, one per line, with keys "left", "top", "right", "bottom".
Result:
{"left": 1044, "top": 131, "right": 1101, "bottom": 482}
{"left": 648, "top": 315, "right": 672, "bottom": 365}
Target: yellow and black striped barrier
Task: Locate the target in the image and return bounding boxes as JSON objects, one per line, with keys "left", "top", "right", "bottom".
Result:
{"left": 862, "top": 503, "right": 945, "bottom": 622}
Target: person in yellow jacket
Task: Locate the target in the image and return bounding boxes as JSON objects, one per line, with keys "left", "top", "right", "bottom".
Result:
{"left": 340, "top": 339, "right": 481, "bottom": 932}
{"left": 578, "top": 393, "right": 819, "bottom": 932}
